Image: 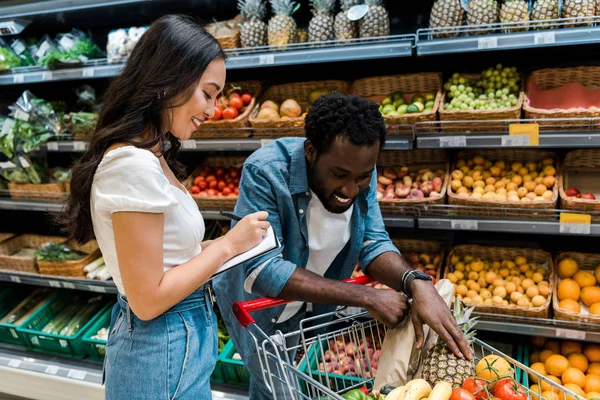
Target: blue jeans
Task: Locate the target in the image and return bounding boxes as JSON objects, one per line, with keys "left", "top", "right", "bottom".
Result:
{"left": 104, "top": 287, "right": 217, "bottom": 400}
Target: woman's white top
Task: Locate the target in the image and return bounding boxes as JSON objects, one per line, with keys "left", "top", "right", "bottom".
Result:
{"left": 91, "top": 146, "right": 205, "bottom": 295}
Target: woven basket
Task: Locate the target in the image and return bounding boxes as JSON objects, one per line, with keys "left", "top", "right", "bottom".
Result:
{"left": 204, "top": 19, "right": 240, "bottom": 49}
{"left": 191, "top": 81, "right": 262, "bottom": 139}
{"left": 0, "top": 233, "right": 15, "bottom": 244}
{"left": 553, "top": 252, "right": 600, "bottom": 324}
{"left": 447, "top": 149, "right": 559, "bottom": 218}
{"left": 524, "top": 67, "right": 600, "bottom": 127}
{"left": 559, "top": 149, "right": 600, "bottom": 215}
{"left": 351, "top": 73, "right": 443, "bottom": 135}
{"left": 439, "top": 73, "right": 524, "bottom": 132}
{"left": 377, "top": 149, "right": 450, "bottom": 214}
{"left": 0, "top": 235, "right": 67, "bottom": 274}
{"left": 392, "top": 238, "right": 445, "bottom": 282}
{"left": 445, "top": 245, "right": 554, "bottom": 319}
{"left": 38, "top": 240, "right": 101, "bottom": 278}
{"left": 8, "top": 182, "right": 66, "bottom": 200}
{"left": 249, "top": 80, "right": 351, "bottom": 137}
{"left": 183, "top": 156, "right": 246, "bottom": 211}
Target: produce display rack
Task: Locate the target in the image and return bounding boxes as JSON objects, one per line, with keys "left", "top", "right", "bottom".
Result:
{"left": 0, "top": 270, "right": 118, "bottom": 294}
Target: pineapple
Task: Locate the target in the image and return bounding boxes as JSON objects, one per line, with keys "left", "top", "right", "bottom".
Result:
{"left": 238, "top": 0, "right": 268, "bottom": 48}
{"left": 531, "top": 0, "right": 560, "bottom": 30}
{"left": 297, "top": 28, "right": 309, "bottom": 42}
{"left": 563, "top": 0, "right": 595, "bottom": 27}
{"left": 500, "top": 0, "right": 530, "bottom": 32}
{"left": 268, "top": 0, "right": 299, "bottom": 48}
{"left": 421, "top": 299, "right": 478, "bottom": 389}
{"left": 429, "top": 0, "right": 464, "bottom": 38}
{"left": 466, "top": 0, "right": 499, "bottom": 35}
{"left": 359, "top": 0, "right": 390, "bottom": 38}
{"left": 335, "top": 0, "right": 359, "bottom": 41}
{"left": 309, "top": 0, "right": 336, "bottom": 42}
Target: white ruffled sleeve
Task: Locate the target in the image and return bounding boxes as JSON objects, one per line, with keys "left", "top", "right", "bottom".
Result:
{"left": 92, "top": 147, "right": 178, "bottom": 214}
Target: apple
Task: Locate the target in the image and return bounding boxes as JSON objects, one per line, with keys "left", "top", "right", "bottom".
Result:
{"left": 581, "top": 192, "right": 596, "bottom": 200}
{"left": 565, "top": 188, "right": 581, "bottom": 197}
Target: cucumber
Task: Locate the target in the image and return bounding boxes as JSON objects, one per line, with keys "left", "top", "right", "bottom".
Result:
{"left": 0, "top": 289, "right": 51, "bottom": 325}
{"left": 61, "top": 300, "right": 104, "bottom": 336}
{"left": 42, "top": 300, "right": 80, "bottom": 334}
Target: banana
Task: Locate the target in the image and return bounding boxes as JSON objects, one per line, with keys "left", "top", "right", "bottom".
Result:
{"left": 429, "top": 382, "right": 453, "bottom": 400}
{"left": 403, "top": 379, "right": 433, "bottom": 400}
{"left": 385, "top": 386, "right": 406, "bottom": 400}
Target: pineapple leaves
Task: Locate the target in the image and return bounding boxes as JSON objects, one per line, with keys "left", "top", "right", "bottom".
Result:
{"left": 292, "top": 2, "right": 301, "bottom": 15}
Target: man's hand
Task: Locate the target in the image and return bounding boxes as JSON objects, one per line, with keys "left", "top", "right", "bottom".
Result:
{"left": 364, "top": 289, "right": 410, "bottom": 329}
{"left": 411, "top": 280, "right": 473, "bottom": 359}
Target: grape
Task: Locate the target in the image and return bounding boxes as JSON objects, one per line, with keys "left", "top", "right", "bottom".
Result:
{"left": 458, "top": 84, "right": 465, "bottom": 91}
{"left": 466, "top": 86, "right": 473, "bottom": 93}
{"left": 460, "top": 103, "right": 468, "bottom": 110}
{"left": 450, "top": 85, "right": 458, "bottom": 92}
{"left": 452, "top": 73, "right": 460, "bottom": 79}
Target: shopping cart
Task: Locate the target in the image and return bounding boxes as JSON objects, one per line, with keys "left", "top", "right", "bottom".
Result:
{"left": 233, "top": 276, "right": 583, "bottom": 400}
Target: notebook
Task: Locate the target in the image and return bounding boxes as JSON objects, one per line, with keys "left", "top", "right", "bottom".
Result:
{"left": 210, "top": 226, "right": 281, "bottom": 279}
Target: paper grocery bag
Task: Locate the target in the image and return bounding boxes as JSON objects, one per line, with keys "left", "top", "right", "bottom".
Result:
{"left": 373, "top": 279, "right": 455, "bottom": 391}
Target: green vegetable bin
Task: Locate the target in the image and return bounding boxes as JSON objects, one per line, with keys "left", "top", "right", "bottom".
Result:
{"left": 0, "top": 286, "right": 41, "bottom": 347}
{"left": 219, "top": 339, "right": 250, "bottom": 386}
{"left": 81, "top": 303, "right": 115, "bottom": 361}
{"left": 18, "top": 293, "right": 110, "bottom": 359}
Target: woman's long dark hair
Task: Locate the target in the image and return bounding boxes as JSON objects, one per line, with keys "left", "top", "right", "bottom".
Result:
{"left": 62, "top": 15, "right": 226, "bottom": 243}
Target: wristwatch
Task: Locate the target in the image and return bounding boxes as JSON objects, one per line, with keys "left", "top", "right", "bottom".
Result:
{"left": 402, "top": 270, "right": 433, "bottom": 298}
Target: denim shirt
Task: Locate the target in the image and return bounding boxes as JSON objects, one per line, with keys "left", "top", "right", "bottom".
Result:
{"left": 212, "top": 137, "right": 399, "bottom": 360}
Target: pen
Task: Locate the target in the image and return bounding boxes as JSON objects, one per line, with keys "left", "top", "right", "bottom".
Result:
{"left": 219, "top": 211, "right": 242, "bottom": 222}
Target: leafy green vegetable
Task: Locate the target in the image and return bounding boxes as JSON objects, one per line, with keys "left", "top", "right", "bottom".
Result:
{"left": 0, "top": 47, "right": 21, "bottom": 71}
{"left": 35, "top": 243, "right": 86, "bottom": 262}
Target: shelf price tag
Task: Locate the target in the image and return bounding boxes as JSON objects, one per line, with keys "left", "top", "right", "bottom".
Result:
{"left": 10, "top": 276, "right": 21, "bottom": 283}
{"left": 439, "top": 136, "right": 467, "bottom": 148}
{"left": 73, "top": 141, "right": 87, "bottom": 151}
{"left": 44, "top": 365, "right": 59, "bottom": 375}
{"left": 62, "top": 282, "right": 75, "bottom": 289}
{"left": 477, "top": 37, "right": 498, "bottom": 50}
{"left": 509, "top": 123, "right": 539, "bottom": 146}
{"left": 501, "top": 135, "right": 530, "bottom": 147}
{"left": 82, "top": 68, "right": 95, "bottom": 78}
{"left": 67, "top": 369, "right": 87, "bottom": 381}
{"left": 260, "top": 139, "right": 274, "bottom": 147}
{"left": 181, "top": 140, "right": 197, "bottom": 149}
{"left": 559, "top": 212, "right": 592, "bottom": 235}
{"left": 8, "top": 359, "right": 21, "bottom": 368}
{"left": 46, "top": 142, "right": 59, "bottom": 151}
{"left": 534, "top": 31, "right": 556, "bottom": 45}
{"left": 258, "top": 54, "right": 275, "bottom": 65}
{"left": 451, "top": 220, "right": 478, "bottom": 230}
{"left": 42, "top": 71, "right": 53, "bottom": 81}
{"left": 12, "top": 74, "right": 24, "bottom": 84}
{"left": 48, "top": 281, "right": 61, "bottom": 288}
{"left": 88, "top": 285, "right": 107, "bottom": 293}
{"left": 556, "top": 328, "right": 585, "bottom": 340}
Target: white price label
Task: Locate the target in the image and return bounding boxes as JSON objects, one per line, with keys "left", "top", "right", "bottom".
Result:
{"left": 10, "top": 276, "right": 21, "bottom": 284}
{"left": 2, "top": 118, "right": 16, "bottom": 135}
{"left": 41, "top": 71, "right": 53, "bottom": 81}
{"left": 556, "top": 329, "right": 585, "bottom": 340}
{"left": 12, "top": 74, "right": 24, "bottom": 84}
{"left": 59, "top": 36, "right": 75, "bottom": 50}
{"left": 451, "top": 220, "right": 479, "bottom": 230}
{"left": 46, "top": 142, "right": 59, "bottom": 151}
{"left": 559, "top": 223, "right": 591, "bottom": 235}
{"left": 260, "top": 139, "right": 274, "bottom": 147}
{"left": 36, "top": 41, "right": 51, "bottom": 59}
{"left": 181, "top": 140, "right": 197, "bottom": 149}
{"left": 534, "top": 31, "right": 556, "bottom": 45}
{"left": 501, "top": 135, "right": 530, "bottom": 147}
{"left": 49, "top": 281, "right": 61, "bottom": 288}
{"left": 67, "top": 369, "right": 87, "bottom": 381}
{"left": 11, "top": 40, "right": 26, "bottom": 56}
{"left": 88, "top": 285, "right": 107, "bottom": 293}
{"left": 82, "top": 68, "right": 95, "bottom": 78}
{"left": 44, "top": 365, "right": 59, "bottom": 375}
{"left": 8, "top": 359, "right": 21, "bottom": 368}
{"left": 477, "top": 37, "right": 498, "bottom": 49}
{"left": 73, "top": 141, "right": 87, "bottom": 151}
{"left": 439, "top": 136, "right": 467, "bottom": 148}
{"left": 258, "top": 54, "right": 275, "bottom": 65}
{"left": 62, "top": 282, "right": 75, "bottom": 289}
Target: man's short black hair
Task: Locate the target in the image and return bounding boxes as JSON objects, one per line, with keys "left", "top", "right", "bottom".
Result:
{"left": 305, "top": 91, "right": 387, "bottom": 154}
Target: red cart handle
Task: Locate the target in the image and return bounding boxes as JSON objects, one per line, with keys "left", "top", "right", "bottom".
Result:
{"left": 232, "top": 275, "right": 376, "bottom": 327}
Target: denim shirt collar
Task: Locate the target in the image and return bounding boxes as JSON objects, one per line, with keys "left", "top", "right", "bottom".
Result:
{"left": 289, "top": 139, "right": 310, "bottom": 196}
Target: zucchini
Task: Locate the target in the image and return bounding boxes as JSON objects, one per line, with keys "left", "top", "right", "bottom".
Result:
{"left": 0, "top": 289, "right": 51, "bottom": 325}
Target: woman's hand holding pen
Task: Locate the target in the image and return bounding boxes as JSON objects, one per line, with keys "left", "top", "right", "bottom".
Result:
{"left": 222, "top": 211, "right": 271, "bottom": 255}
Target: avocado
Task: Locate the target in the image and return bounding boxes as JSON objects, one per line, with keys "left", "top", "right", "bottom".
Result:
{"left": 393, "top": 98, "right": 407, "bottom": 109}
{"left": 411, "top": 94, "right": 425, "bottom": 104}
{"left": 382, "top": 104, "right": 396, "bottom": 115}
{"left": 396, "top": 104, "right": 408, "bottom": 114}
{"left": 406, "top": 104, "right": 420, "bottom": 114}
{"left": 425, "top": 92, "right": 436, "bottom": 102}
{"left": 381, "top": 97, "right": 392, "bottom": 106}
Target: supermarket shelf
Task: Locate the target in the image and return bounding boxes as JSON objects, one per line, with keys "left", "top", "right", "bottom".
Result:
{"left": 0, "top": 270, "right": 117, "bottom": 293}
{"left": 0, "top": 0, "right": 149, "bottom": 18}
{"left": 416, "top": 17, "right": 600, "bottom": 56}
{"left": 0, "top": 60, "right": 124, "bottom": 86}
{"left": 382, "top": 214, "right": 415, "bottom": 228}
{"left": 0, "top": 198, "right": 64, "bottom": 212}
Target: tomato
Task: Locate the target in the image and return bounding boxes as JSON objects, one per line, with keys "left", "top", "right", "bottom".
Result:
{"left": 189, "top": 186, "right": 200, "bottom": 194}
{"left": 215, "top": 167, "right": 225, "bottom": 177}
{"left": 218, "top": 181, "right": 226, "bottom": 190}
{"left": 198, "top": 181, "right": 207, "bottom": 190}
{"left": 207, "top": 189, "right": 217, "bottom": 196}
{"left": 463, "top": 378, "right": 490, "bottom": 400}
{"left": 194, "top": 176, "right": 204, "bottom": 186}
{"left": 222, "top": 187, "right": 233, "bottom": 196}
{"left": 209, "top": 180, "right": 218, "bottom": 189}
{"left": 228, "top": 183, "right": 235, "bottom": 189}
{"left": 205, "top": 175, "right": 216, "bottom": 183}
{"left": 233, "top": 178, "right": 240, "bottom": 185}
{"left": 230, "top": 96, "right": 244, "bottom": 110}
{"left": 229, "top": 89, "right": 241, "bottom": 98}
{"left": 241, "top": 93, "right": 252, "bottom": 105}
{"left": 222, "top": 107, "right": 239, "bottom": 120}
{"left": 216, "top": 192, "right": 223, "bottom": 197}
{"left": 211, "top": 106, "right": 222, "bottom": 121}
{"left": 451, "top": 389, "right": 477, "bottom": 400}
{"left": 197, "top": 191, "right": 208, "bottom": 198}
{"left": 234, "top": 188, "right": 239, "bottom": 195}
{"left": 229, "top": 168, "right": 239, "bottom": 178}
{"left": 491, "top": 379, "right": 526, "bottom": 400}
{"left": 198, "top": 171, "right": 208, "bottom": 178}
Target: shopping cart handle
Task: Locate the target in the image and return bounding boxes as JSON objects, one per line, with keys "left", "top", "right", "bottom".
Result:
{"left": 232, "top": 275, "right": 376, "bottom": 327}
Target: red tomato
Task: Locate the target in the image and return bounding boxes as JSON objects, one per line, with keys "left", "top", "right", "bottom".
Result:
{"left": 222, "top": 187, "right": 233, "bottom": 196}
{"left": 229, "top": 89, "right": 241, "bottom": 98}
{"left": 222, "top": 107, "right": 239, "bottom": 120}
{"left": 198, "top": 181, "right": 207, "bottom": 190}
{"left": 463, "top": 378, "right": 490, "bottom": 400}
{"left": 197, "top": 191, "right": 208, "bottom": 198}
{"left": 198, "top": 171, "right": 208, "bottom": 178}
{"left": 233, "top": 178, "right": 240, "bottom": 185}
{"left": 228, "top": 183, "right": 235, "bottom": 189}
{"left": 207, "top": 189, "right": 217, "bottom": 196}
{"left": 230, "top": 96, "right": 243, "bottom": 110}
{"left": 229, "top": 168, "right": 239, "bottom": 178}
{"left": 450, "top": 389, "right": 477, "bottom": 400}
{"left": 216, "top": 192, "right": 224, "bottom": 197}
{"left": 205, "top": 175, "right": 216, "bottom": 183}
{"left": 211, "top": 106, "right": 222, "bottom": 121}
{"left": 194, "top": 176, "right": 205, "bottom": 186}
{"left": 491, "top": 379, "right": 526, "bottom": 400}
{"left": 215, "top": 167, "right": 225, "bottom": 177}
{"left": 234, "top": 188, "right": 239, "bottom": 195}
{"left": 209, "top": 180, "right": 218, "bottom": 189}
{"left": 218, "top": 181, "right": 226, "bottom": 190}
{"left": 241, "top": 93, "right": 252, "bottom": 105}
{"left": 189, "top": 186, "right": 200, "bottom": 194}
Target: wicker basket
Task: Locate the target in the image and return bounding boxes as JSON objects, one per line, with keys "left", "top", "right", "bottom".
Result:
{"left": 183, "top": 156, "right": 246, "bottom": 211}
{"left": 8, "top": 182, "right": 66, "bottom": 200}
{"left": 559, "top": 149, "right": 600, "bottom": 215}
{"left": 37, "top": 240, "right": 101, "bottom": 278}
{"left": 524, "top": 67, "right": 600, "bottom": 126}
{"left": 191, "top": 81, "right": 262, "bottom": 139}
{"left": 445, "top": 244, "right": 554, "bottom": 319}
{"left": 0, "top": 233, "right": 15, "bottom": 244}
{"left": 249, "top": 80, "right": 351, "bottom": 137}
{"left": 447, "top": 149, "right": 559, "bottom": 218}
{"left": 351, "top": 73, "right": 443, "bottom": 135}
{"left": 392, "top": 238, "right": 445, "bottom": 282}
{"left": 204, "top": 19, "right": 240, "bottom": 49}
{"left": 439, "top": 73, "right": 524, "bottom": 132}
{"left": 553, "top": 252, "right": 600, "bottom": 324}
{"left": 377, "top": 149, "right": 450, "bottom": 214}
{"left": 0, "top": 235, "right": 67, "bottom": 274}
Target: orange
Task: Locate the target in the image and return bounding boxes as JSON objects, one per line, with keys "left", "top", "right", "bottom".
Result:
{"left": 559, "top": 299, "right": 582, "bottom": 313}
{"left": 546, "top": 354, "right": 571, "bottom": 377}
{"left": 559, "top": 258, "right": 580, "bottom": 279}
{"left": 541, "top": 391, "right": 556, "bottom": 400}
{"left": 589, "top": 363, "right": 600, "bottom": 375}
{"left": 590, "top": 303, "right": 600, "bottom": 315}
{"left": 568, "top": 353, "right": 589, "bottom": 373}
{"left": 530, "top": 385, "right": 542, "bottom": 400}
{"left": 574, "top": 271, "right": 597, "bottom": 288}
{"left": 541, "top": 375, "right": 563, "bottom": 392}
{"left": 546, "top": 340, "right": 562, "bottom": 354}
{"left": 563, "top": 367, "right": 586, "bottom": 388}
{"left": 585, "top": 374, "right": 600, "bottom": 394}
{"left": 530, "top": 362, "right": 548, "bottom": 380}
{"left": 585, "top": 345, "right": 600, "bottom": 363}
{"left": 541, "top": 349, "right": 557, "bottom": 364}
{"left": 586, "top": 392, "right": 600, "bottom": 400}
{"left": 533, "top": 337, "right": 547, "bottom": 348}
{"left": 581, "top": 287, "right": 600, "bottom": 307}
{"left": 558, "top": 279, "right": 582, "bottom": 302}
{"left": 595, "top": 266, "right": 600, "bottom": 283}
{"left": 563, "top": 342, "right": 585, "bottom": 357}
{"left": 476, "top": 355, "right": 513, "bottom": 380}
{"left": 531, "top": 351, "right": 541, "bottom": 364}
{"left": 563, "top": 383, "right": 586, "bottom": 400}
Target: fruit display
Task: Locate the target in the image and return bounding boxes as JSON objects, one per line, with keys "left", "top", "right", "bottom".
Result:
{"left": 531, "top": 0, "right": 560, "bottom": 30}
{"left": 553, "top": 253, "right": 600, "bottom": 323}
{"left": 255, "top": 98, "right": 305, "bottom": 119}
{"left": 268, "top": 0, "right": 299, "bottom": 48}
{"left": 500, "top": 0, "right": 530, "bottom": 33}
{"left": 466, "top": 0, "right": 499, "bottom": 35}
{"left": 308, "top": 0, "right": 335, "bottom": 42}
{"left": 209, "top": 85, "right": 256, "bottom": 122}
{"left": 528, "top": 338, "right": 600, "bottom": 400}
{"left": 559, "top": 150, "right": 600, "bottom": 214}
{"left": 359, "top": 0, "right": 390, "bottom": 38}
{"left": 316, "top": 335, "right": 382, "bottom": 379}
{"left": 36, "top": 294, "right": 106, "bottom": 337}
{"left": 335, "top": 0, "right": 360, "bottom": 40}
{"left": 106, "top": 26, "right": 147, "bottom": 64}
{"left": 563, "top": 0, "right": 595, "bottom": 27}
{"left": 563, "top": 188, "right": 596, "bottom": 201}
{"left": 204, "top": 18, "right": 242, "bottom": 49}
{"left": 445, "top": 245, "right": 554, "bottom": 314}
{"left": 448, "top": 152, "right": 558, "bottom": 204}
{"left": 429, "top": 0, "right": 464, "bottom": 38}
{"left": 186, "top": 164, "right": 241, "bottom": 199}
{"left": 238, "top": 0, "right": 268, "bottom": 48}
{"left": 379, "top": 92, "right": 437, "bottom": 116}
{"left": 443, "top": 65, "right": 521, "bottom": 112}
{"left": 376, "top": 166, "right": 445, "bottom": 201}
